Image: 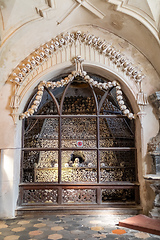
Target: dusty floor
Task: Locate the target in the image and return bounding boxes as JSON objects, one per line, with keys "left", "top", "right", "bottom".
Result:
{"left": 0, "top": 214, "right": 160, "bottom": 240}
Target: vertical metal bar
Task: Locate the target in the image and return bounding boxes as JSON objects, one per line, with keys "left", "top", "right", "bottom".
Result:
{"left": 135, "top": 149, "right": 138, "bottom": 182}
{"left": 22, "top": 119, "right": 25, "bottom": 148}
{"left": 58, "top": 187, "right": 62, "bottom": 205}
{"left": 89, "top": 84, "right": 100, "bottom": 184}
{"left": 58, "top": 81, "right": 74, "bottom": 183}
{"left": 58, "top": 116, "right": 62, "bottom": 183}
{"left": 97, "top": 188, "right": 101, "bottom": 204}
{"left": 97, "top": 116, "right": 100, "bottom": 183}
{"left": 21, "top": 120, "right": 25, "bottom": 182}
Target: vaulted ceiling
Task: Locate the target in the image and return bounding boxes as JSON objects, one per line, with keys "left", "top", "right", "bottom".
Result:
{"left": 0, "top": 0, "right": 159, "bottom": 43}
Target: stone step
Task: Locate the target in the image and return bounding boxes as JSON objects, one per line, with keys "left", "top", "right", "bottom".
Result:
{"left": 16, "top": 205, "right": 142, "bottom": 216}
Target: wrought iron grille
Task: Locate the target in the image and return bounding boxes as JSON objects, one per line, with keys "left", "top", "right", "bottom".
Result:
{"left": 19, "top": 74, "right": 138, "bottom": 206}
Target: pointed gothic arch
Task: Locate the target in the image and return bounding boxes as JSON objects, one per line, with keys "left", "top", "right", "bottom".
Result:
{"left": 9, "top": 31, "right": 147, "bottom": 124}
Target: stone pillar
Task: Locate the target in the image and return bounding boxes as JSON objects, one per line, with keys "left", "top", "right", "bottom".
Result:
{"left": 145, "top": 92, "right": 160, "bottom": 218}
{"left": 0, "top": 149, "right": 20, "bottom": 218}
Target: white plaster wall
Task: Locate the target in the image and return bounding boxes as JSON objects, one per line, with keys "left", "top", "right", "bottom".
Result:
{"left": 0, "top": 149, "right": 21, "bottom": 218}
{"left": 0, "top": 83, "right": 21, "bottom": 218}
{"left": 0, "top": 0, "right": 160, "bottom": 82}
{"left": 0, "top": 21, "right": 160, "bottom": 217}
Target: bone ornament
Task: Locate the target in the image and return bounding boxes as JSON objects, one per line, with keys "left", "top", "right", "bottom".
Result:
{"left": 19, "top": 70, "right": 135, "bottom": 120}
{"left": 11, "top": 31, "right": 144, "bottom": 85}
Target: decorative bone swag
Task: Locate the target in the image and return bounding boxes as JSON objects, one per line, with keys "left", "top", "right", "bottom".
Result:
{"left": 20, "top": 56, "right": 135, "bottom": 120}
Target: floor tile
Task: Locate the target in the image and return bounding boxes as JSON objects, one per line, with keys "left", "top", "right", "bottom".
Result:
{"left": 4, "top": 235, "right": 20, "bottom": 240}
{"left": 48, "top": 233, "right": 63, "bottom": 239}
{"left": 134, "top": 232, "right": 150, "bottom": 239}
{"left": 0, "top": 223, "right": 8, "bottom": 229}
{"left": 91, "top": 226, "right": 104, "bottom": 231}
{"left": 12, "top": 227, "right": 26, "bottom": 232}
{"left": 29, "top": 230, "right": 43, "bottom": 236}
{"left": 33, "top": 223, "right": 46, "bottom": 228}
{"left": 51, "top": 226, "right": 64, "bottom": 231}
{"left": 18, "top": 220, "right": 30, "bottom": 225}
{"left": 112, "top": 229, "right": 126, "bottom": 235}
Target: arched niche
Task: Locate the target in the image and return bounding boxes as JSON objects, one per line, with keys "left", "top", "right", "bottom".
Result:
{"left": 12, "top": 48, "right": 150, "bottom": 215}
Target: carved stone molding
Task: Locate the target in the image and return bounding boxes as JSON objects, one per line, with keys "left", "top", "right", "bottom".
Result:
{"left": 56, "top": 0, "right": 105, "bottom": 25}
{"left": 8, "top": 31, "right": 147, "bottom": 123}
{"left": 35, "top": 0, "right": 56, "bottom": 19}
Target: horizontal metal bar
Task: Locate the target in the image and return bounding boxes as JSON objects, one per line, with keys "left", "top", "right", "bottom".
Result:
{"left": 22, "top": 147, "right": 136, "bottom": 151}
{"left": 61, "top": 147, "right": 136, "bottom": 151}
{"left": 27, "top": 114, "right": 129, "bottom": 119}
{"left": 22, "top": 148, "right": 59, "bottom": 151}
{"left": 61, "top": 115, "right": 128, "bottom": 118}
{"left": 19, "top": 182, "right": 140, "bottom": 187}
{"left": 28, "top": 115, "right": 60, "bottom": 119}
{"left": 98, "top": 115, "right": 128, "bottom": 118}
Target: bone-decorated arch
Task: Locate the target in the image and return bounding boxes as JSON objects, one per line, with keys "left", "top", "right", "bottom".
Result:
{"left": 8, "top": 31, "right": 148, "bottom": 123}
